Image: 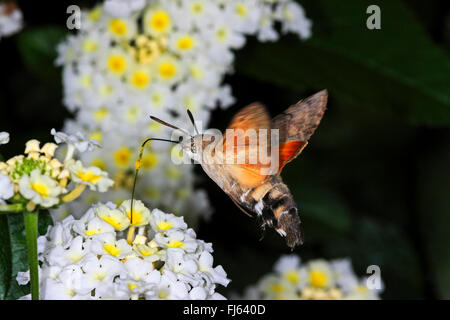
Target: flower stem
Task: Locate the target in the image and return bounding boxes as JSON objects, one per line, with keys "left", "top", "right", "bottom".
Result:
{"left": 64, "top": 144, "right": 75, "bottom": 162}
{"left": 61, "top": 183, "right": 87, "bottom": 203}
{"left": 24, "top": 211, "right": 39, "bottom": 300}
{"left": 0, "top": 203, "right": 24, "bottom": 213}
{"left": 127, "top": 226, "right": 136, "bottom": 245}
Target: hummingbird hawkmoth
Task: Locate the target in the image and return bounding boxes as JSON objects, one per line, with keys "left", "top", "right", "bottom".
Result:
{"left": 131, "top": 90, "right": 328, "bottom": 249}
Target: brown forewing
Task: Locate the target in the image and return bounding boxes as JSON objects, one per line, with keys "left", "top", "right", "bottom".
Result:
{"left": 271, "top": 90, "right": 327, "bottom": 171}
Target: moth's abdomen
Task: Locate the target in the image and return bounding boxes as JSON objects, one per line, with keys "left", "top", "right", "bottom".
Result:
{"left": 252, "top": 179, "right": 303, "bottom": 248}
{"left": 277, "top": 206, "right": 303, "bottom": 248}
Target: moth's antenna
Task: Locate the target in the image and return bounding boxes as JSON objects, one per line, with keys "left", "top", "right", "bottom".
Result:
{"left": 150, "top": 115, "right": 191, "bottom": 136}
{"left": 186, "top": 109, "right": 199, "bottom": 135}
{"left": 128, "top": 137, "right": 180, "bottom": 244}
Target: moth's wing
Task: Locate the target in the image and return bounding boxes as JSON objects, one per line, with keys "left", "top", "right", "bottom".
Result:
{"left": 220, "top": 103, "right": 272, "bottom": 189}
{"left": 225, "top": 102, "right": 271, "bottom": 145}
{"left": 272, "top": 90, "right": 328, "bottom": 173}
{"left": 228, "top": 194, "right": 254, "bottom": 217}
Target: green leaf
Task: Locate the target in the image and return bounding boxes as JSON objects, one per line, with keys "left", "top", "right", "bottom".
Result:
{"left": 0, "top": 216, "right": 12, "bottom": 299}
{"left": 0, "top": 211, "right": 53, "bottom": 300}
{"left": 5, "top": 214, "right": 30, "bottom": 300}
{"left": 236, "top": 0, "right": 450, "bottom": 126}
{"left": 16, "top": 26, "right": 67, "bottom": 83}
{"left": 416, "top": 134, "right": 450, "bottom": 298}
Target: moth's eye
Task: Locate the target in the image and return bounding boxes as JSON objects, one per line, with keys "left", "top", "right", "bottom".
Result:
{"left": 178, "top": 136, "right": 183, "bottom": 143}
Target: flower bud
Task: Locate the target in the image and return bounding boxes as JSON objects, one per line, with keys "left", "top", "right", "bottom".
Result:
{"left": 133, "top": 234, "right": 147, "bottom": 245}
{"left": 50, "top": 168, "right": 60, "bottom": 179}
{"left": 0, "top": 162, "right": 8, "bottom": 171}
{"left": 28, "top": 152, "right": 40, "bottom": 160}
{"left": 58, "top": 169, "right": 70, "bottom": 179}
{"left": 6, "top": 155, "right": 22, "bottom": 166}
{"left": 25, "top": 139, "right": 40, "bottom": 154}
{"left": 41, "top": 143, "right": 58, "bottom": 158}
{"left": 49, "top": 158, "right": 62, "bottom": 170}
{"left": 39, "top": 155, "right": 50, "bottom": 163}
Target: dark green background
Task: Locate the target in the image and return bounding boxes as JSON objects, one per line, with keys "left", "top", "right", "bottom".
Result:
{"left": 0, "top": 0, "right": 449, "bottom": 299}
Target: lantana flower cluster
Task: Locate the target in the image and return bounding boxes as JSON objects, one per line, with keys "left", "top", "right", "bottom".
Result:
{"left": 56, "top": 0, "right": 312, "bottom": 225}
{"left": 0, "top": 130, "right": 113, "bottom": 213}
{"left": 0, "top": 1, "right": 23, "bottom": 39}
{"left": 239, "top": 255, "right": 383, "bottom": 300}
{"left": 17, "top": 200, "right": 230, "bottom": 300}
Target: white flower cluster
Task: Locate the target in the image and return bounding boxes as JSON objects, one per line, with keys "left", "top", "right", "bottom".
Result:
{"left": 239, "top": 255, "right": 383, "bottom": 300}
{"left": 0, "top": 130, "right": 113, "bottom": 212}
{"left": 56, "top": 0, "right": 312, "bottom": 225}
{"left": 0, "top": 1, "right": 23, "bottom": 39}
{"left": 17, "top": 200, "right": 230, "bottom": 300}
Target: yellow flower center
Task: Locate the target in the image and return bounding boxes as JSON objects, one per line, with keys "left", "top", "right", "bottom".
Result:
{"left": 183, "top": 96, "right": 196, "bottom": 110}
{"left": 167, "top": 240, "right": 184, "bottom": 248}
{"left": 191, "top": 2, "right": 204, "bottom": 14}
{"left": 126, "top": 106, "right": 139, "bottom": 122}
{"left": 99, "top": 84, "right": 113, "bottom": 97}
{"left": 94, "top": 108, "right": 108, "bottom": 121}
{"left": 165, "top": 167, "right": 182, "bottom": 179}
{"left": 176, "top": 36, "right": 194, "bottom": 51}
{"left": 158, "top": 62, "right": 177, "bottom": 79}
{"left": 149, "top": 123, "right": 162, "bottom": 132}
{"left": 310, "top": 270, "right": 327, "bottom": 288}
{"left": 130, "top": 71, "right": 150, "bottom": 88}
{"left": 356, "top": 285, "right": 368, "bottom": 294}
{"left": 88, "top": 7, "right": 101, "bottom": 22}
{"left": 85, "top": 229, "right": 99, "bottom": 236}
{"left": 216, "top": 28, "right": 228, "bottom": 41}
{"left": 150, "top": 10, "right": 171, "bottom": 32}
{"left": 189, "top": 66, "right": 203, "bottom": 80}
{"left": 127, "top": 210, "right": 143, "bottom": 225}
{"left": 157, "top": 221, "right": 173, "bottom": 231}
{"left": 236, "top": 4, "right": 248, "bottom": 17}
{"left": 141, "top": 153, "right": 158, "bottom": 169}
{"left": 150, "top": 93, "right": 162, "bottom": 106}
{"left": 79, "top": 75, "right": 92, "bottom": 87}
{"left": 82, "top": 39, "right": 98, "bottom": 52}
{"left": 285, "top": 271, "right": 299, "bottom": 284}
{"left": 136, "top": 245, "right": 156, "bottom": 256}
{"left": 100, "top": 216, "right": 124, "bottom": 230}
{"left": 67, "top": 289, "right": 76, "bottom": 297}
{"left": 77, "top": 171, "right": 101, "bottom": 183}
{"left": 93, "top": 272, "right": 107, "bottom": 281}
{"left": 104, "top": 243, "right": 121, "bottom": 256}
{"left": 68, "top": 252, "right": 83, "bottom": 263}
{"left": 114, "top": 147, "right": 132, "bottom": 167}
{"left": 158, "top": 290, "right": 169, "bottom": 299}
{"left": 31, "top": 181, "right": 49, "bottom": 198}
{"left": 108, "top": 55, "right": 126, "bottom": 74}
{"left": 128, "top": 282, "right": 139, "bottom": 291}
{"left": 90, "top": 158, "right": 106, "bottom": 171}
{"left": 283, "top": 8, "right": 293, "bottom": 21}
{"left": 269, "top": 283, "right": 285, "bottom": 293}
{"left": 109, "top": 19, "right": 128, "bottom": 36}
